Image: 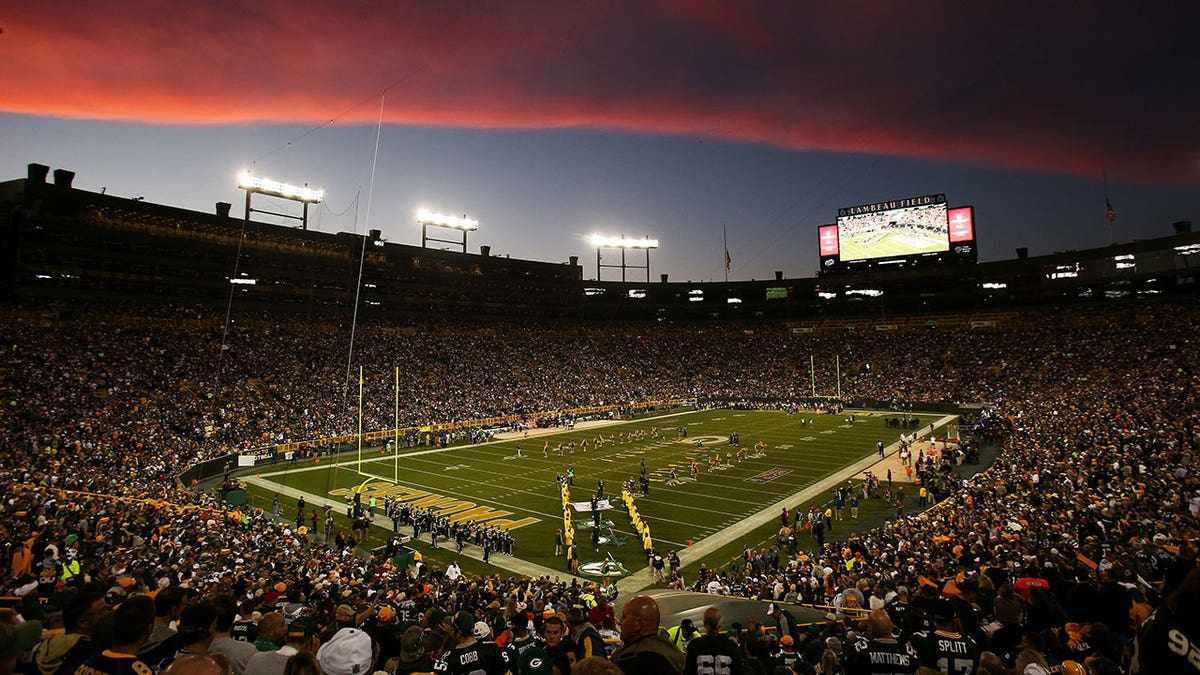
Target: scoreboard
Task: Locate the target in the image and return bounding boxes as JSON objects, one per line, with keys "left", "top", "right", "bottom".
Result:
{"left": 819, "top": 194, "right": 977, "bottom": 274}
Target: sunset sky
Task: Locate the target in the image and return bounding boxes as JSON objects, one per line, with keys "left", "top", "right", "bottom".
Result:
{"left": 3, "top": 2, "right": 1197, "bottom": 281}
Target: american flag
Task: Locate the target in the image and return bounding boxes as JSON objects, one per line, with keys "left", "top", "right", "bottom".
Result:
{"left": 725, "top": 248, "right": 731, "bottom": 271}
{"left": 1106, "top": 199, "right": 1116, "bottom": 223}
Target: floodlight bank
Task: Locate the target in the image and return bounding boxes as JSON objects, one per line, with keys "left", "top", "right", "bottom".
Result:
{"left": 237, "top": 171, "right": 324, "bottom": 203}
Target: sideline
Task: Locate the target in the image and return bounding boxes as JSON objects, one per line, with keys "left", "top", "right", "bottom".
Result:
{"left": 239, "top": 476, "right": 567, "bottom": 581}
{"left": 492, "top": 417, "right": 630, "bottom": 441}
{"left": 616, "top": 414, "right": 957, "bottom": 593}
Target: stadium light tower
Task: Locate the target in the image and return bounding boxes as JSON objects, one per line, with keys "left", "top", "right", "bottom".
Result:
{"left": 237, "top": 171, "right": 323, "bottom": 230}
{"left": 592, "top": 234, "right": 659, "bottom": 282}
{"left": 418, "top": 208, "right": 478, "bottom": 254}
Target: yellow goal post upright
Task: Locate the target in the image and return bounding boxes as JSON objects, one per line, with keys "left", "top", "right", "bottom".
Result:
{"left": 804, "top": 353, "right": 846, "bottom": 409}
{"left": 350, "top": 366, "right": 403, "bottom": 491}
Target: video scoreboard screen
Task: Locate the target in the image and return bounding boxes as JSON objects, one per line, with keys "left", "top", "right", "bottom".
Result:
{"left": 819, "top": 194, "right": 976, "bottom": 273}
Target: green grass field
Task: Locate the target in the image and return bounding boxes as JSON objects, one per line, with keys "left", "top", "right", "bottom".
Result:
{"left": 242, "top": 408, "right": 945, "bottom": 580}
{"left": 841, "top": 229, "right": 947, "bottom": 261}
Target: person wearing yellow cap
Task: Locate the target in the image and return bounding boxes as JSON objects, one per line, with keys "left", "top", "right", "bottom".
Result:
{"left": 777, "top": 634, "right": 800, "bottom": 673}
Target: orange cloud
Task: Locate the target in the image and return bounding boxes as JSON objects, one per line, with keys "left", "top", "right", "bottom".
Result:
{"left": 2, "top": 1, "right": 1195, "bottom": 182}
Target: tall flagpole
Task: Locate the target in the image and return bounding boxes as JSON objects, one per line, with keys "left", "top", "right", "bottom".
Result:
{"left": 723, "top": 224, "right": 729, "bottom": 283}
{"left": 344, "top": 93, "right": 385, "bottom": 405}
{"left": 835, "top": 355, "right": 841, "bottom": 400}
{"left": 394, "top": 366, "right": 399, "bottom": 484}
{"left": 1103, "top": 168, "right": 1114, "bottom": 245}
{"left": 357, "top": 366, "right": 363, "bottom": 474}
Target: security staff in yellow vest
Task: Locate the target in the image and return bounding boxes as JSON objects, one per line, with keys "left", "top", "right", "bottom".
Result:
{"left": 581, "top": 589, "right": 597, "bottom": 609}
{"left": 60, "top": 553, "right": 82, "bottom": 586}
{"left": 666, "top": 618, "right": 698, "bottom": 652}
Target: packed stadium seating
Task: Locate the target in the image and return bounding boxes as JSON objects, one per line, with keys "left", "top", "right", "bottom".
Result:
{"left": 1, "top": 297, "right": 1197, "bottom": 674}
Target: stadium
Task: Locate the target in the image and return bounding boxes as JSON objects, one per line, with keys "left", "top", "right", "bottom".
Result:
{"left": 1, "top": 159, "right": 1198, "bottom": 675}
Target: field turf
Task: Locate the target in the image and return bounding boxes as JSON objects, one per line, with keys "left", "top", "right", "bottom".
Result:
{"left": 840, "top": 230, "right": 947, "bottom": 261}
{"left": 242, "top": 408, "right": 944, "bottom": 579}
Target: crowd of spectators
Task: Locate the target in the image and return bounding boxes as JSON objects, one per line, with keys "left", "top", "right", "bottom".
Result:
{"left": 1, "top": 299, "right": 1197, "bottom": 674}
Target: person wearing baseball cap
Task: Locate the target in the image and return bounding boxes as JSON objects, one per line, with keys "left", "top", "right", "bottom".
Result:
{"left": 362, "top": 605, "right": 401, "bottom": 668}
{"left": 776, "top": 633, "right": 800, "bottom": 673}
{"left": 431, "top": 612, "right": 504, "bottom": 675}
{"left": 394, "top": 625, "right": 428, "bottom": 675}
{"left": 245, "top": 616, "right": 321, "bottom": 675}
{"left": 564, "top": 606, "right": 606, "bottom": 660}
{"left": 665, "top": 618, "right": 697, "bottom": 653}
{"left": 766, "top": 602, "right": 798, "bottom": 647}
{"left": 421, "top": 607, "right": 454, "bottom": 662}
{"left": 332, "top": 605, "right": 357, "bottom": 632}
{"left": 515, "top": 646, "right": 555, "bottom": 675}
{"left": 911, "top": 600, "right": 979, "bottom": 674}
{"left": 316, "top": 627, "right": 374, "bottom": 675}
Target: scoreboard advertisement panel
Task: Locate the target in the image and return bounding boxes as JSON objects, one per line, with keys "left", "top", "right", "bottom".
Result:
{"left": 818, "top": 224, "right": 840, "bottom": 256}
{"left": 948, "top": 206, "right": 975, "bottom": 242}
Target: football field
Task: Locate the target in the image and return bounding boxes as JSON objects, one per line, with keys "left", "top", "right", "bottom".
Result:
{"left": 840, "top": 229, "right": 947, "bottom": 261}
{"left": 243, "top": 408, "right": 946, "bottom": 579}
